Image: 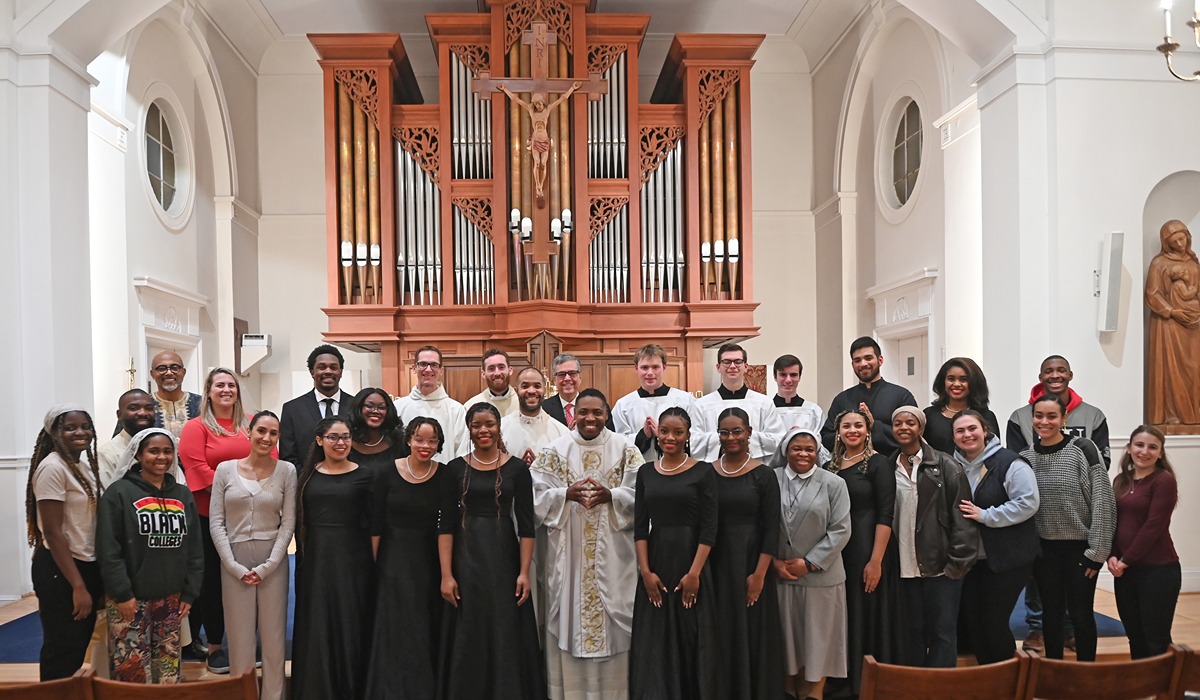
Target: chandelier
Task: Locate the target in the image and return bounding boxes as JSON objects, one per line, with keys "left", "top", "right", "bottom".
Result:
{"left": 1158, "top": 0, "right": 1200, "bottom": 81}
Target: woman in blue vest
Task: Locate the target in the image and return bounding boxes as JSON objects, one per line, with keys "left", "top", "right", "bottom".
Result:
{"left": 952, "top": 410, "right": 1040, "bottom": 664}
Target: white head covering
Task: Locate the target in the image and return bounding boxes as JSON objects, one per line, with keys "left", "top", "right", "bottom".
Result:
{"left": 43, "top": 404, "right": 89, "bottom": 433}
{"left": 116, "top": 427, "right": 177, "bottom": 476}
{"left": 769, "top": 427, "right": 822, "bottom": 469}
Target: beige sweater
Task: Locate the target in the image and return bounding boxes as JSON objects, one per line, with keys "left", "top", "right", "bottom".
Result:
{"left": 208, "top": 459, "right": 297, "bottom": 580}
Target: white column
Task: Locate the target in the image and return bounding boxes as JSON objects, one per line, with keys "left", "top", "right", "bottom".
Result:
{"left": 934, "top": 95, "right": 983, "bottom": 362}
{"left": 0, "top": 45, "right": 97, "bottom": 596}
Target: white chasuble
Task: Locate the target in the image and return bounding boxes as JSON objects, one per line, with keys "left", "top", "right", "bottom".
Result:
{"left": 393, "top": 386, "right": 468, "bottom": 464}
{"left": 530, "top": 429, "right": 643, "bottom": 658}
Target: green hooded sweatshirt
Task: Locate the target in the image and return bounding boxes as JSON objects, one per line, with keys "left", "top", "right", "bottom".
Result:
{"left": 97, "top": 468, "right": 204, "bottom": 604}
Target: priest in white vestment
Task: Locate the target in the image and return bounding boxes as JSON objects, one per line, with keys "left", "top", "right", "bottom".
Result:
{"left": 393, "top": 346, "right": 468, "bottom": 463}
{"left": 531, "top": 388, "right": 643, "bottom": 700}
{"left": 611, "top": 344, "right": 701, "bottom": 462}
{"left": 692, "top": 342, "right": 785, "bottom": 461}
{"left": 465, "top": 348, "right": 520, "bottom": 417}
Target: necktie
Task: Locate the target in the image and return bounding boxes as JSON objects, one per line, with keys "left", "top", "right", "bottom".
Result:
{"left": 564, "top": 402, "right": 575, "bottom": 430}
{"left": 322, "top": 398, "right": 334, "bottom": 418}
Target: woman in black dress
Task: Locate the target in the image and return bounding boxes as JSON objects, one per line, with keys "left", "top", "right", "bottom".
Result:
{"left": 923, "top": 358, "right": 999, "bottom": 455}
{"left": 710, "top": 407, "right": 783, "bottom": 700}
{"left": 291, "top": 417, "right": 376, "bottom": 700}
{"left": 366, "top": 416, "right": 455, "bottom": 699}
{"left": 630, "top": 407, "right": 719, "bottom": 700}
{"left": 437, "top": 403, "right": 544, "bottom": 700}
{"left": 348, "top": 387, "right": 408, "bottom": 472}
{"left": 831, "top": 408, "right": 903, "bottom": 695}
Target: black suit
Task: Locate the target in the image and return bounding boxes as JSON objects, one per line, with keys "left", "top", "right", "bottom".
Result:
{"left": 541, "top": 395, "right": 615, "bottom": 430}
{"left": 279, "top": 389, "right": 353, "bottom": 466}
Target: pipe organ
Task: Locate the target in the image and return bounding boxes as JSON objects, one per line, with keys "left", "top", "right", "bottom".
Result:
{"left": 310, "top": 3, "right": 763, "bottom": 396}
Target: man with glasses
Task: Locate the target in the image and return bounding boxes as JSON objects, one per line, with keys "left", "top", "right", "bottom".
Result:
{"left": 466, "top": 348, "right": 520, "bottom": 417}
{"left": 394, "top": 345, "right": 469, "bottom": 463}
{"left": 819, "top": 336, "right": 916, "bottom": 454}
{"left": 611, "top": 344, "right": 699, "bottom": 461}
{"left": 148, "top": 350, "right": 202, "bottom": 439}
{"left": 692, "top": 343, "right": 784, "bottom": 460}
{"left": 279, "top": 344, "right": 353, "bottom": 466}
{"left": 542, "top": 353, "right": 614, "bottom": 430}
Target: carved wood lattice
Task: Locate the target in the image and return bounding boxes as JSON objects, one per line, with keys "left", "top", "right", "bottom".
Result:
{"left": 696, "top": 68, "right": 740, "bottom": 125}
{"left": 451, "top": 197, "right": 494, "bottom": 240}
{"left": 335, "top": 69, "right": 380, "bottom": 127}
{"left": 589, "top": 196, "right": 629, "bottom": 240}
{"left": 587, "top": 44, "right": 625, "bottom": 77}
{"left": 639, "top": 126, "right": 685, "bottom": 184}
{"left": 506, "top": 0, "right": 573, "bottom": 53}
{"left": 392, "top": 126, "right": 440, "bottom": 182}
{"left": 450, "top": 44, "right": 491, "bottom": 77}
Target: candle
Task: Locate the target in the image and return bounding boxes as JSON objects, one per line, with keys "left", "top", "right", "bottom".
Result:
{"left": 551, "top": 218, "right": 562, "bottom": 242}
{"left": 521, "top": 217, "right": 532, "bottom": 242}
{"left": 1163, "top": 0, "right": 1173, "bottom": 36}
{"left": 562, "top": 209, "right": 572, "bottom": 226}
{"left": 510, "top": 208, "right": 520, "bottom": 226}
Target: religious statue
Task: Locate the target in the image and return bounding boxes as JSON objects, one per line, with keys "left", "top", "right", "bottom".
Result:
{"left": 498, "top": 81, "right": 581, "bottom": 205}
{"left": 1146, "top": 219, "right": 1200, "bottom": 428}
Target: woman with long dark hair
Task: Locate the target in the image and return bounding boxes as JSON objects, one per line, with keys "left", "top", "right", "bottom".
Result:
{"left": 923, "top": 357, "right": 999, "bottom": 454}
{"left": 438, "top": 403, "right": 544, "bottom": 700}
{"left": 291, "top": 416, "right": 376, "bottom": 699}
{"left": 26, "top": 405, "right": 103, "bottom": 680}
{"left": 348, "top": 387, "right": 408, "bottom": 472}
{"left": 1020, "top": 393, "right": 1116, "bottom": 661}
{"left": 709, "top": 407, "right": 783, "bottom": 700}
{"left": 208, "top": 410, "right": 296, "bottom": 699}
{"left": 365, "top": 416, "right": 455, "bottom": 699}
{"left": 1108, "top": 425, "right": 1180, "bottom": 659}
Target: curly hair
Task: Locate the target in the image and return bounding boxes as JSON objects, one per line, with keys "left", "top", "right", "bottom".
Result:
{"left": 347, "top": 387, "right": 401, "bottom": 445}
{"left": 829, "top": 408, "right": 875, "bottom": 473}
{"left": 25, "top": 410, "right": 100, "bottom": 549}
{"left": 403, "top": 415, "right": 445, "bottom": 455}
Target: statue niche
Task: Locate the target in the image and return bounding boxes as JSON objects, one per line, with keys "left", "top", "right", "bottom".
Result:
{"left": 1146, "top": 219, "right": 1200, "bottom": 431}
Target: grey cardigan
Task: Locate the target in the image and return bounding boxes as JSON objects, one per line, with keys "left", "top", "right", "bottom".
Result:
{"left": 208, "top": 459, "right": 298, "bottom": 580}
{"left": 775, "top": 466, "right": 851, "bottom": 587}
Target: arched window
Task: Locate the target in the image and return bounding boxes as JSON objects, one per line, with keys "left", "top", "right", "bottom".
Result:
{"left": 891, "top": 99, "right": 922, "bottom": 207}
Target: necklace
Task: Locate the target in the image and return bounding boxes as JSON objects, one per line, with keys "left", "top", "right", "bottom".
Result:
{"left": 659, "top": 454, "right": 688, "bottom": 473}
{"left": 362, "top": 432, "right": 384, "bottom": 448}
{"left": 407, "top": 458, "right": 435, "bottom": 482}
{"left": 471, "top": 450, "right": 501, "bottom": 466}
{"left": 941, "top": 405, "right": 959, "bottom": 418}
{"left": 718, "top": 454, "right": 751, "bottom": 476}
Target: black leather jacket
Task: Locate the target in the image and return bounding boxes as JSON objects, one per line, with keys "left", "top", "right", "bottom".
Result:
{"left": 893, "top": 441, "right": 980, "bottom": 580}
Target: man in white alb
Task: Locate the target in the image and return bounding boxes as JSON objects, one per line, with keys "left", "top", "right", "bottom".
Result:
{"left": 611, "top": 344, "right": 699, "bottom": 462}
{"left": 531, "top": 388, "right": 643, "bottom": 700}
{"left": 772, "top": 353, "right": 830, "bottom": 464}
{"left": 502, "top": 367, "right": 571, "bottom": 465}
{"left": 465, "top": 348, "right": 520, "bottom": 417}
{"left": 393, "top": 345, "right": 468, "bottom": 463}
{"left": 692, "top": 342, "right": 785, "bottom": 461}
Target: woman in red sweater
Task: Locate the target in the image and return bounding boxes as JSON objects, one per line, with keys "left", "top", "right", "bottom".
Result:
{"left": 1106, "top": 425, "right": 1180, "bottom": 659}
{"left": 178, "top": 367, "right": 253, "bottom": 674}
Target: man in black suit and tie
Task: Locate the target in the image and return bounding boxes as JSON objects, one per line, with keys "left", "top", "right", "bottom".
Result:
{"left": 542, "top": 353, "right": 614, "bottom": 430}
{"left": 279, "top": 344, "right": 353, "bottom": 465}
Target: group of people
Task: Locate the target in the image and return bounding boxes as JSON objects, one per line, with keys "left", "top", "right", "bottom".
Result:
{"left": 24, "top": 338, "right": 1180, "bottom": 700}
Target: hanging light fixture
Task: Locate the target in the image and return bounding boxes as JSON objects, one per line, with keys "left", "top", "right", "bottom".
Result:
{"left": 1157, "top": 0, "right": 1200, "bottom": 81}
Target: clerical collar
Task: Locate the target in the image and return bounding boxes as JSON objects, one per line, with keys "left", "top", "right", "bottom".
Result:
{"left": 786, "top": 465, "right": 817, "bottom": 481}
{"left": 638, "top": 385, "right": 671, "bottom": 398}
{"left": 773, "top": 395, "right": 807, "bottom": 408}
{"left": 717, "top": 384, "right": 749, "bottom": 400}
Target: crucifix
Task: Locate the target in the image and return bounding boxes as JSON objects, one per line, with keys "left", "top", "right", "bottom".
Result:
{"left": 126, "top": 357, "right": 137, "bottom": 390}
{"left": 473, "top": 21, "right": 606, "bottom": 271}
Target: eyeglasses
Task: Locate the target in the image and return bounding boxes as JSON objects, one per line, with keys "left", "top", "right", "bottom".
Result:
{"left": 362, "top": 403, "right": 389, "bottom": 413}
{"left": 153, "top": 364, "right": 184, "bottom": 373}
{"left": 415, "top": 361, "right": 442, "bottom": 370}
{"left": 320, "top": 434, "right": 352, "bottom": 444}
{"left": 717, "top": 428, "right": 747, "bottom": 437}
{"left": 718, "top": 359, "right": 746, "bottom": 367}
{"left": 410, "top": 438, "right": 440, "bottom": 448}
{"left": 553, "top": 370, "right": 581, "bottom": 379}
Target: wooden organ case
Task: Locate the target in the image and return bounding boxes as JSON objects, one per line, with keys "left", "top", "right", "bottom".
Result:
{"left": 310, "top": 1, "right": 763, "bottom": 398}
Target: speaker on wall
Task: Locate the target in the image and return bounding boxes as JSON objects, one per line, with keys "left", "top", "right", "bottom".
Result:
{"left": 1096, "top": 231, "right": 1123, "bottom": 333}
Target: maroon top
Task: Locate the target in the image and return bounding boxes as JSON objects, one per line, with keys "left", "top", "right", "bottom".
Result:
{"left": 1112, "top": 469, "right": 1178, "bottom": 567}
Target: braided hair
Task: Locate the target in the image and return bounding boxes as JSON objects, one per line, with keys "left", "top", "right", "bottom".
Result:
{"left": 461, "top": 402, "right": 507, "bottom": 528}
{"left": 25, "top": 410, "right": 100, "bottom": 549}
{"left": 715, "top": 406, "right": 751, "bottom": 458}
{"left": 295, "top": 416, "right": 351, "bottom": 560}
{"left": 829, "top": 408, "right": 875, "bottom": 474}
{"left": 655, "top": 406, "right": 693, "bottom": 458}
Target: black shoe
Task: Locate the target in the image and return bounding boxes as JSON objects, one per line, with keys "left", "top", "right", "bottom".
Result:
{"left": 182, "top": 640, "right": 208, "bottom": 661}
{"left": 206, "top": 648, "right": 230, "bottom": 674}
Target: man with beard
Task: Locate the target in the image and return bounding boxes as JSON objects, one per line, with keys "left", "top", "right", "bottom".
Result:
{"left": 611, "top": 344, "right": 699, "bottom": 462}
{"left": 820, "top": 336, "right": 917, "bottom": 455}
{"left": 394, "top": 345, "right": 468, "bottom": 463}
{"left": 466, "top": 348, "right": 520, "bottom": 417}
{"left": 98, "top": 389, "right": 184, "bottom": 487}
{"left": 530, "top": 389, "right": 642, "bottom": 700}
{"left": 148, "top": 350, "right": 201, "bottom": 439}
{"left": 279, "top": 344, "right": 353, "bottom": 466}
{"left": 502, "top": 367, "right": 571, "bottom": 465}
